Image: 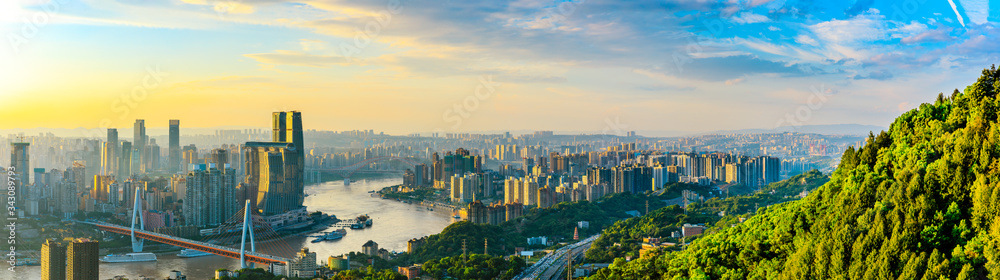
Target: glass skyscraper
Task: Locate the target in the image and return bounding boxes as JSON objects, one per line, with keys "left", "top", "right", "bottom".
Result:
{"left": 241, "top": 111, "right": 305, "bottom": 216}
{"left": 133, "top": 119, "right": 146, "bottom": 174}
{"left": 169, "top": 120, "right": 180, "bottom": 173}
{"left": 243, "top": 142, "right": 302, "bottom": 216}
{"left": 104, "top": 128, "right": 118, "bottom": 177}
{"left": 11, "top": 142, "right": 29, "bottom": 213}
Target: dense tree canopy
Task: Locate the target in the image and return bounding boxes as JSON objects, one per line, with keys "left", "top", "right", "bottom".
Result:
{"left": 422, "top": 254, "right": 526, "bottom": 279}
{"left": 588, "top": 66, "right": 1000, "bottom": 279}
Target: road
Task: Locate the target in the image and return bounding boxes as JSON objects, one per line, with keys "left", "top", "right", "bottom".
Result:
{"left": 515, "top": 234, "right": 599, "bottom": 280}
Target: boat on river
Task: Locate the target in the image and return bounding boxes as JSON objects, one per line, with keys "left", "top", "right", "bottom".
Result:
{"left": 101, "top": 252, "right": 157, "bottom": 263}
{"left": 177, "top": 249, "right": 213, "bottom": 258}
{"left": 312, "top": 229, "right": 347, "bottom": 243}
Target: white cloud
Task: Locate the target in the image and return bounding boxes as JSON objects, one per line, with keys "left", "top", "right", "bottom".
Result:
{"left": 808, "top": 11, "right": 886, "bottom": 44}
{"left": 959, "top": 0, "right": 988, "bottom": 25}
{"left": 799, "top": 10, "right": 897, "bottom": 61}
{"left": 890, "top": 21, "right": 928, "bottom": 39}
{"left": 794, "top": 34, "right": 818, "bottom": 46}
{"left": 731, "top": 12, "right": 770, "bottom": 24}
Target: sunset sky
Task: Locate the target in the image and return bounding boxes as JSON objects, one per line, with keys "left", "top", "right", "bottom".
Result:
{"left": 1, "top": 0, "right": 998, "bottom": 135}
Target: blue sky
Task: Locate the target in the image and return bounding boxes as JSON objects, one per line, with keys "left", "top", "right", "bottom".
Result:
{"left": 0, "top": 0, "right": 998, "bottom": 136}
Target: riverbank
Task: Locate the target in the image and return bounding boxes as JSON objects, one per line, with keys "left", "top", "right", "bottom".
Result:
{"left": 377, "top": 185, "right": 464, "bottom": 212}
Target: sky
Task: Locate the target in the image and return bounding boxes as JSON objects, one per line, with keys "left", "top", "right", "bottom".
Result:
{"left": 0, "top": 0, "right": 998, "bottom": 136}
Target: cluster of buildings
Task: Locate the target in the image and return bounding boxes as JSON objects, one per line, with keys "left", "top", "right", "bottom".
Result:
{"left": 467, "top": 201, "right": 524, "bottom": 225}
{"left": 9, "top": 111, "right": 310, "bottom": 236}
{"left": 459, "top": 146, "right": 783, "bottom": 223}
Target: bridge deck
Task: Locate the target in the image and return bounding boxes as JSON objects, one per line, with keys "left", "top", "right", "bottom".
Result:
{"left": 83, "top": 221, "right": 289, "bottom": 266}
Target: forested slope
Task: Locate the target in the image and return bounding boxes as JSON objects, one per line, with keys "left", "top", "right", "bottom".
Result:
{"left": 589, "top": 66, "right": 1000, "bottom": 280}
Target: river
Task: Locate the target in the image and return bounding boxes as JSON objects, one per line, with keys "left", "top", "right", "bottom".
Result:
{"left": 11, "top": 177, "right": 457, "bottom": 280}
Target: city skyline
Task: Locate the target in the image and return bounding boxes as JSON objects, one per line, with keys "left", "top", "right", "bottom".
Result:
{"left": 2, "top": 0, "right": 999, "bottom": 135}
{"left": 5, "top": 1, "right": 1000, "bottom": 279}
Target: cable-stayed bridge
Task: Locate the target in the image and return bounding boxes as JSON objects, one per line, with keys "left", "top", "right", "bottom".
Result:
{"left": 80, "top": 188, "right": 291, "bottom": 268}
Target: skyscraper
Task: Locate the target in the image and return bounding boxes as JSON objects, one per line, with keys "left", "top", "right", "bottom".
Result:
{"left": 169, "top": 120, "right": 180, "bottom": 173}
{"left": 184, "top": 166, "right": 239, "bottom": 226}
{"left": 11, "top": 142, "right": 29, "bottom": 213}
{"left": 133, "top": 119, "right": 146, "bottom": 174}
{"left": 100, "top": 142, "right": 114, "bottom": 177}
{"left": 41, "top": 239, "right": 66, "bottom": 280}
{"left": 67, "top": 239, "right": 99, "bottom": 280}
{"left": 105, "top": 129, "right": 118, "bottom": 177}
{"left": 211, "top": 148, "right": 228, "bottom": 168}
{"left": 272, "top": 111, "right": 304, "bottom": 192}
{"left": 243, "top": 142, "right": 302, "bottom": 216}
{"left": 147, "top": 139, "right": 160, "bottom": 171}
{"left": 182, "top": 144, "right": 198, "bottom": 173}
{"left": 118, "top": 141, "right": 132, "bottom": 178}
{"left": 272, "top": 111, "right": 304, "bottom": 158}
{"left": 130, "top": 145, "right": 142, "bottom": 176}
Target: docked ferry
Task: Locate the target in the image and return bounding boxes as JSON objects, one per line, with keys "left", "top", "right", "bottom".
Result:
{"left": 350, "top": 214, "right": 373, "bottom": 229}
{"left": 101, "top": 252, "right": 157, "bottom": 263}
{"left": 177, "top": 249, "right": 213, "bottom": 258}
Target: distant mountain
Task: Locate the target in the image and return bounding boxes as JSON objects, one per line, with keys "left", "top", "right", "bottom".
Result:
{"left": 693, "top": 123, "right": 887, "bottom": 136}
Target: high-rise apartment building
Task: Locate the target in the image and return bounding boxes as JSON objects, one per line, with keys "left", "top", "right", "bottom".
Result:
{"left": 432, "top": 149, "right": 482, "bottom": 187}
{"left": 169, "top": 120, "right": 180, "bottom": 173}
{"left": 11, "top": 142, "right": 29, "bottom": 214}
{"left": 41, "top": 239, "right": 66, "bottom": 280}
{"left": 184, "top": 166, "right": 239, "bottom": 226}
{"left": 182, "top": 144, "right": 198, "bottom": 173}
{"left": 67, "top": 239, "right": 99, "bottom": 280}
{"left": 211, "top": 148, "right": 229, "bottom": 168}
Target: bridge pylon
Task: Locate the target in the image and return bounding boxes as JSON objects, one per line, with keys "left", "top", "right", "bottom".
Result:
{"left": 130, "top": 187, "right": 145, "bottom": 253}
{"left": 239, "top": 199, "right": 257, "bottom": 269}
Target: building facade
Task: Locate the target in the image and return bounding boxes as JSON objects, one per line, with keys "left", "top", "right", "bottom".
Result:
{"left": 169, "top": 120, "right": 180, "bottom": 173}
{"left": 41, "top": 240, "right": 66, "bottom": 280}
{"left": 288, "top": 248, "right": 317, "bottom": 278}
{"left": 67, "top": 239, "right": 99, "bottom": 280}
{"left": 242, "top": 142, "right": 302, "bottom": 216}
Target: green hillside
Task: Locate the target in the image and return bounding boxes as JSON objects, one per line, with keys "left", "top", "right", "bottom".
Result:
{"left": 588, "top": 66, "right": 1000, "bottom": 280}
